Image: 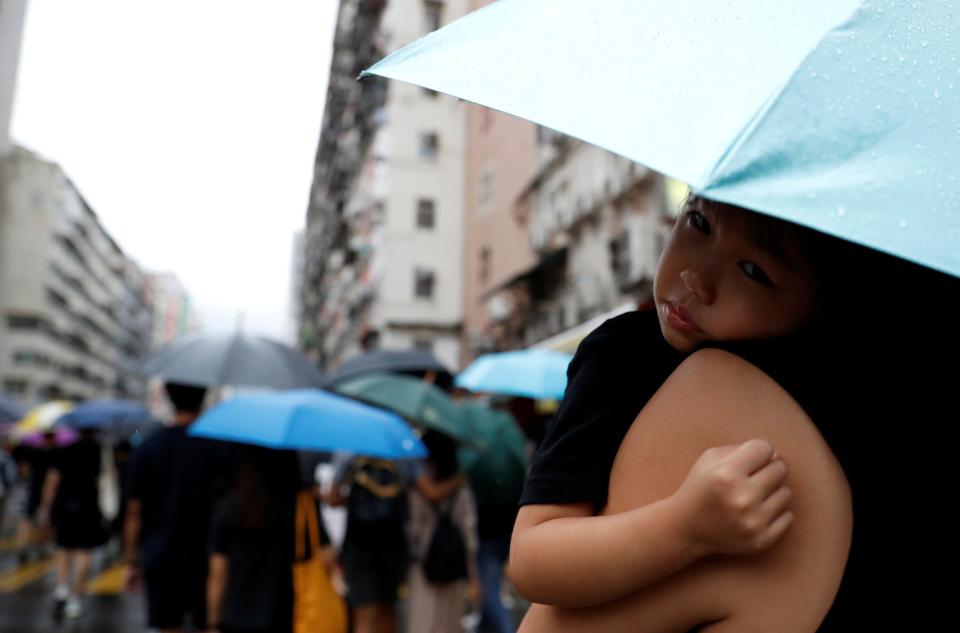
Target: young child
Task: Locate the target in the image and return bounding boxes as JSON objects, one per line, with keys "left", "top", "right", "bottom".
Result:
{"left": 510, "top": 193, "right": 847, "bottom": 614}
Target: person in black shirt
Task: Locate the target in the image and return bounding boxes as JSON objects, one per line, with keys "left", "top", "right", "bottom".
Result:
{"left": 511, "top": 194, "right": 920, "bottom": 631}
{"left": 206, "top": 446, "right": 331, "bottom": 633}
{"left": 125, "top": 382, "right": 231, "bottom": 633}
{"left": 39, "top": 428, "right": 106, "bottom": 619}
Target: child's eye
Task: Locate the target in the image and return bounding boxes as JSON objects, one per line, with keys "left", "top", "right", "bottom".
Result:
{"left": 739, "top": 261, "right": 773, "bottom": 286}
{"left": 686, "top": 210, "right": 710, "bottom": 234}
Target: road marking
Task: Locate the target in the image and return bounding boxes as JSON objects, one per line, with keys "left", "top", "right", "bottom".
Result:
{"left": 87, "top": 563, "right": 126, "bottom": 595}
{"left": 0, "top": 559, "right": 53, "bottom": 592}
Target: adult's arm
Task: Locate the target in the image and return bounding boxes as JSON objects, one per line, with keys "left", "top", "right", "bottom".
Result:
{"left": 206, "top": 553, "right": 229, "bottom": 631}
{"left": 519, "top": 349, "right": 852, "bottom": 633}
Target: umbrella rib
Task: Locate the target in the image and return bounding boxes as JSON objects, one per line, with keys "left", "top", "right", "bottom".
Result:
{"left": 701, "top": 2, "right": 865, "bottom": 191}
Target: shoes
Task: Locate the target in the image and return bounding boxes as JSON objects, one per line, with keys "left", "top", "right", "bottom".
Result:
{"left": 64, "top": 597, "right": 82, "bottom": 619}
{"left": 53, "top": 584, "right": 70, "bottom": 601}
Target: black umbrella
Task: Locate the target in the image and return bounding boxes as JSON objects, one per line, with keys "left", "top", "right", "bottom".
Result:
{"left": 0, "top": 394, "right": 26, "bottom": 425}
{"left": 141, "top": 332, "right": 323, "bottom": 389}
{"left": 323, "top": 349, "right": 453, "bottom": 389}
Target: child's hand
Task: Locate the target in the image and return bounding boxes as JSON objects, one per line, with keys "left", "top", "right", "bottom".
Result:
{"left": 675, "top": 439, "right": 794, "bottom": 556}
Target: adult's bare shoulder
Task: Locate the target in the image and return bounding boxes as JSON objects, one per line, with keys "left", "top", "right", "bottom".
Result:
{"left": 592, "top": 348, "right": 852, "bottom": 632}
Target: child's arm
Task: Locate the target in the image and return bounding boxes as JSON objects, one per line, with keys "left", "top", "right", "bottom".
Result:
{"left": 509, "top": 439, "right": 793, "bottom": 608}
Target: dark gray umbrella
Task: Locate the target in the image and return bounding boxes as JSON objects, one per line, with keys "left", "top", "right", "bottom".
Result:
{"left": 323, "top": 349, "right": 453, "bottom": 388}
{"left": 141, "top": 332, "right": 323, "bottom": 389}
{"left": 0, "top": 394, "right": 26, "bottom": 425}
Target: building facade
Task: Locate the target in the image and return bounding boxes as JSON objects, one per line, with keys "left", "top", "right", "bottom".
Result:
{"left": 143, "top": 272, "right": 199, "bottom": 350}
{"left": 481, "top": 131, "right": 674, "bottom": 355}
{"left": 0, "top": 147, "right": 152, "bottom": 404}
{"left": 0, "top": 0, "right": 27, "bottom": 157}
{"left": 300, "top": 0, "right": 469, "bottom": 372}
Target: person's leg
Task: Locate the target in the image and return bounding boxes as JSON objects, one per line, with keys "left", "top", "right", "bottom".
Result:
{"left": 477, "top": 537, "right": 514, "bottom": 633}
{"left": 54, "top": 547, "right": 70, "bottom": 588}
{"left": 15, "top": 517, "right": 32, "bottom": 562}
{"left": 72, "top": 549, "right": 93, "bottom": 594}
{"left": 145, "top": 565, "right": 185, "bottom": 633}
{"left": 352, "top": 604, "right": 379, "bottom": 633}
{"left": 377, "top": 602, "right": 397, "bottom": 633}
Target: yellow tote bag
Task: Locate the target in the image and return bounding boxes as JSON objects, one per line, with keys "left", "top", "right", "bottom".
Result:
{"left": 293, "top": 491, "right": 347, "bottom": 633}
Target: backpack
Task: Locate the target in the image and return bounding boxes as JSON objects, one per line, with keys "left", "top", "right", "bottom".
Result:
{"left": 349, "top": 458, "right": 406, "bottom": 526}
{"left": 422, "top": 493, "right": 469, "bottom": 584}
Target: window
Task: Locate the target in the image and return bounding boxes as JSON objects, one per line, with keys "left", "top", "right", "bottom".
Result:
{"left": 3, "top": 379, "right": 28, "bottom": 396}
{"left": 416, "top": 199, "right": 436, "bottom": 229}
{"left": 419, "top": 132, "right": 439, "bottom": 160}
{"left": 13, "top": 351, "right": 51, "bottom": 368}
{"left": 7, "top": 315, "right": 43, "bottom": 331}
{"left": 414, "top": 268, "right": 435, "bottom": 298}
{"left": 423, "top": 1, "right": 443, "bottom": 33}
{"left": 413, "top": 338, "right": 433, "bottom": 354}
{"left": 479, "top": 164, "right": 495, "bottom": 209}
{"left": 479, "top": 246, "right": 491, "bottom": 282}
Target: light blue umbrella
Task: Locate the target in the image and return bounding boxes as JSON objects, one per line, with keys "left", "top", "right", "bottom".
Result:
{"left": 365, "top": 0, "right": 960, "bottom": 278}
{"left": 189, "top": 389, "right": 427, "bottom": 460}
{"left": 455, "top": 350, "right": 572, "bottom": 400}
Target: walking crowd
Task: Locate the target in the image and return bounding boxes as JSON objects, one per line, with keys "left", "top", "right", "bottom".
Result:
{"left": 0, "top": 375, "right": 534, "bottom": 633}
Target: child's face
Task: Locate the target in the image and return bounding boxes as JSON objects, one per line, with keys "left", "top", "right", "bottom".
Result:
{"left": 654, "top": 200, "right": 819, "bottom": 353}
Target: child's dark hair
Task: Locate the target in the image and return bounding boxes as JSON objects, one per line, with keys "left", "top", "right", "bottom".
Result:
{"left": 164, "top": 382, "right": 207, "bottom": 413}
{"left": 685, "top": 194, "right": 866, "bottom": 322}
{"left": 686, "top": 193, "right": 960, "bottom": 340}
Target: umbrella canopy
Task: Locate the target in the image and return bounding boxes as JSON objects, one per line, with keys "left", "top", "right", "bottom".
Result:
{"left": 58, "top": 400, "right": 154, "bottom": 435}
{"left": 189, "top": 389, "right": 426, "bottom": 460}
{"left": 455, "top": 350, "right": 572, "bottom": 401}
{"left": 142, "top": 332, "right": 323, "bottom": 389}
{"left": 0, "top": 394, "right": 26, "bottom": 426}
{"left": 10, "top": 401, "right": 74, "bottom": 438}
{"left": 458, "top": 402, "right": 528, "bottom": 508}
{"left": 323, "top": 349, "right": 454, "bottom": 388}
{"left": 332, "top": 373, "right": 471, "bottom": 442}
{"left": 365, "top": 0, "right": 960, "bottom": 278}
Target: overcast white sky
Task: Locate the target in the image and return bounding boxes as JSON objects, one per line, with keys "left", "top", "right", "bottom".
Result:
{"left": 11, "top": 0, "right": 338, "bottom": 342}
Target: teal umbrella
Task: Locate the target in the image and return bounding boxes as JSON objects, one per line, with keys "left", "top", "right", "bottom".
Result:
{"left": 458, "top": 402, "right": 529, "bottom": 509}
{"left": 365, "top": 0, "right": 960, "bottom": 278}
{"left": 332, "top": 373, "right": 472, "bottom": 442}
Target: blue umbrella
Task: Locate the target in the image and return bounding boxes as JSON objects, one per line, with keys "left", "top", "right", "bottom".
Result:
{"left": 59, "top": 400, "right": 154, "bottom": 434}
{"left": 189, "top": 389, "right": 427, "bottom": 460}
{"left": 365, "top": 0, "right": 960, "bottom": 278}
{"left": 455, "top": 350, "right": 572, "bottom": 400}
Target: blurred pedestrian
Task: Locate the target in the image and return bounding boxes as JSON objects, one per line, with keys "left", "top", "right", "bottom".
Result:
{"left": 405, "top": 430, "right": 479, "bottom": 633}
{"left": 0, "top": 441, "right": 17, "bottom": 531}
{"left": 124, "top": 382, "right": 231, "bottom": 633}
{"left": 38, "top": 428, "right": 108, "bottom": 619}
{"left": 13, "top": 433, "right": 56, "bottom": 565}
{"left": 206, "top": 446, "right": 335, "bottom": 633}
{"left": 325, "top": 453, "right": 411, "bottom": 633}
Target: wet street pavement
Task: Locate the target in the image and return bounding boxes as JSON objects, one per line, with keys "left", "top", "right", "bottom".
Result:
{"left": 0, "top": 534, "right": 146, "bottom": 633}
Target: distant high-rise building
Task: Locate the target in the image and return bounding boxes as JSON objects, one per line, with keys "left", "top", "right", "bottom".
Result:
{"left": 143, "top": 272, "right": 200, "bottom": 350}
{"left": 0, "top": 147, "right": 152, "bottom": 404}
{"left": 0, "top": 0, "right": 28, "bottom": 157}
{"left": 300, "top": 0, "right": 470, "bottom": 372}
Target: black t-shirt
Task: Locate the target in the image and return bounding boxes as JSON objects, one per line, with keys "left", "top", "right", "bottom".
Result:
{"left": 51, "top": 439, "right": 101, "bottom": 515}
{"left": 519, "top": 308, "right": 956, "bottom": 630}
{"left": 520, "top": 309, "right": 683, "bottom": 511}
{"left": 208, "top": 492, "right": 329, "bottom": 631}
{"left": 128, "top": 425, "right": 232, "bottom": 570}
